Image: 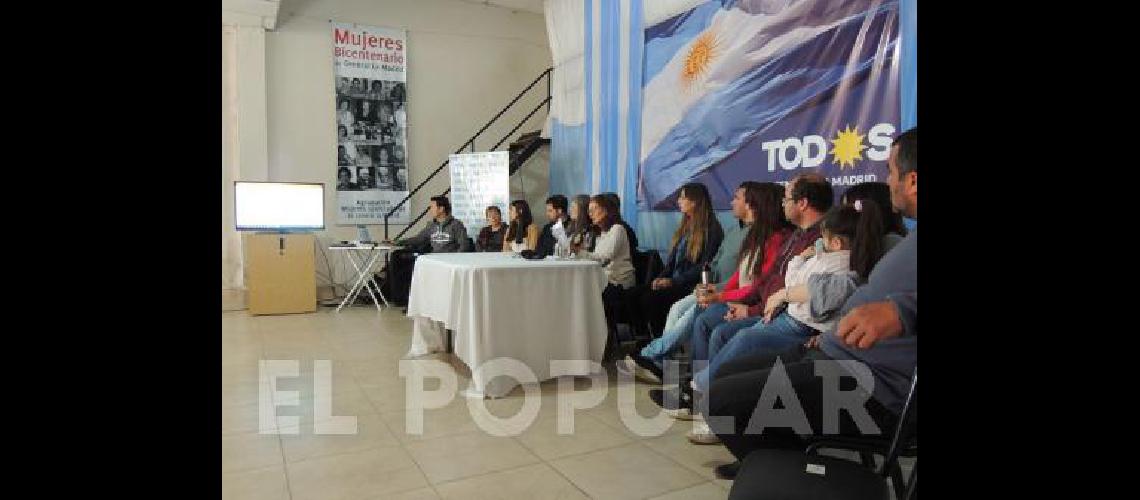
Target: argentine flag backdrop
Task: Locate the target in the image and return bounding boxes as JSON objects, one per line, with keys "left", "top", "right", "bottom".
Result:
{"left": 639, "top": 0, "right": 901, "bottom": 211}
{"left": 545, "top": 0, "right": 915, "bottom": 253}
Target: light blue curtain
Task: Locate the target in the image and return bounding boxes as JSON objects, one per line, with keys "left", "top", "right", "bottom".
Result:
{"left": 901, "top": 0, "right": 916, "bottom": 230}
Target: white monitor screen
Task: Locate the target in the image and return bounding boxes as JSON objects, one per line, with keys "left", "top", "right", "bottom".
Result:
{"left": 235, "top": 182, "right": 325, "bottom": 231}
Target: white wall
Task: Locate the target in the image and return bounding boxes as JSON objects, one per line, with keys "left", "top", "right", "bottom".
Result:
{"left": 257, "top": 0, "right": 551, "bottom": 294}
{"left": 223, "top": 22, "right": 272, "bottom": 310}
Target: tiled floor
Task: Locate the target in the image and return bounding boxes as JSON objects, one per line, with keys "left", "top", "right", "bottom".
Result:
{"left": 222, "top": 307, "right": 912, "bottom": 499}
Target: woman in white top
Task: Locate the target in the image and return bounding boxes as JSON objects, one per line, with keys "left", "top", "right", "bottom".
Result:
{"left": 574, "top": 194, "right": 634, "bottom": 288}
{"left": 572, "top": 195, "right": 635, "bottom": 361}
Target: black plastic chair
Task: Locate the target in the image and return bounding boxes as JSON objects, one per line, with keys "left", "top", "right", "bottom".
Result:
{"left": 728, "top": 368, "right": 918, "bottom": 500}
{"left": 631, "top": 248, "right": 663, "bottom": 287}
{"left": 624, "top": 249, "right": 663, "bottom": 344}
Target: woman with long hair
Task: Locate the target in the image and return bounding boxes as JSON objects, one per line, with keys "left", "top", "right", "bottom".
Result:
{"left": 566, "top": 194, "right": 594, "bottom": 252}
{"left": 629, "top": 182, "right": 724, "bottom": 340}
{"left": 502, "top": 199, "right": 539, "bottom": 252}
{"left": 841, "top": 181, "right": 907, "bottom": 250}
{"left": 621, "top": 182, "right": 791, "bottom": 382}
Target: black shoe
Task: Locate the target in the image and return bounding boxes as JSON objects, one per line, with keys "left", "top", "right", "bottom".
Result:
{"left": 715, "top": 461, "right": 740, "bottom": 480}
{"left": 649, "top": 386, "right": 692, "bottom": 410}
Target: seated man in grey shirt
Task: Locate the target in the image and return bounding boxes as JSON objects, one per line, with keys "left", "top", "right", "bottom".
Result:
{"left": 393, "top": 196, "right": 471, "bottom": 253}
{"left": 702, "top": 127, "right": 918, "bottom": 480}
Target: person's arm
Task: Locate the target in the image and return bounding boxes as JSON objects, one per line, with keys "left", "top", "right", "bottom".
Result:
{"left": 757, "top": 231, "right": 787, "bottom": 278}
{"left": 622, "top": 223, "right": 639, "bottom": 251}
{"left": 672, "top": 225, "right": 724, "bottom": 290}
{"left": 785, "top": 283, "right": 810, "bottom": 304}
{"left": 834, "top": 297, "right": 912, "bottom": 349}
{"left": 657, "top": 246, "right": 677, "bottom": 281}
{"left": 580, "top": 227, "right": 626, "bottom": 265}
{"left": 762, "top": 253, "right": 837, "bottom": 318}
{"left": 783, "top": 255, "right": 810, "bottom": 287}
{"left": 887, "top": 292, "right": 917, "bottom": 338}
{"left": 453, "top": 222, "right": 472, "bottom": 252}
{"left": 721, "top": 270, "right": 740, "bottom": 293}
{"left": 804, "top": 272, "right": 859, "bottom": 323}
{"left": 700, "top": 270, "right": 741, "bottom": 306}
{"left": 720, "top": 270, "right": 763, "bottom": 302}
{"left": 396, "top": 223, "right": 432, "bottom": 248}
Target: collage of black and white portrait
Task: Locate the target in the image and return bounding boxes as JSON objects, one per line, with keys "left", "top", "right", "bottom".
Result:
{"left": 335, "top": 77, "right": 408, "bottom": 192}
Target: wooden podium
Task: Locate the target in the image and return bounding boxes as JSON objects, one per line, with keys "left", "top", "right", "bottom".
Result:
{"left": 244, "top": 233, "right": 317, "bottom": 315}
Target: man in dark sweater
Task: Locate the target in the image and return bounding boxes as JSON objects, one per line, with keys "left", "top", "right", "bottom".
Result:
{"left": 534, "top": 195, "right": 570, "bottom": 258}
{"left": 393, "top": 196, "right": 471, "bottom": 253}
{"left": 704, "top": 127, "right": 918, "bottom": 479}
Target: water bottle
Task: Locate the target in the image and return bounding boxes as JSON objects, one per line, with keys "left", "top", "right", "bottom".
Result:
{"left": 699, "top": 263, "right": 712, "bottom": 298}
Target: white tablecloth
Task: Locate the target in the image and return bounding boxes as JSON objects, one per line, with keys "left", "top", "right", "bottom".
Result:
{"left": 405, "top": 252, "right": 609, "bottom": 397}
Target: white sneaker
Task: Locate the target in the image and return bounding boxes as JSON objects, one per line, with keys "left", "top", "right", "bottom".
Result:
{"left": 686, "top": 420, "right": 720, "bottom": 445}
{"left": 665, "top": 407, "right": 695, "bottom": 421}
{"left": 619, "top": 356, "right": 662, "bottom": 385}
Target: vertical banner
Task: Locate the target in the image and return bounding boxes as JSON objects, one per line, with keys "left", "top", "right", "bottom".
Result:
{"left": 448, "top": 152, "right": 509, "bottom": 238}
{"left": 332, "top": 22, "right": 410, "bottom": 224}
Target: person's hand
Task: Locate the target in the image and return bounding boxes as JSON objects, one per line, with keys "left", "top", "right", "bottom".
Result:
{"left": 724, "top": 302, "right": 749, "bottom": 321}
{"left": 804, "top": 336, "right": 820, "bottom": 349}
{"left": 697, "top": 289, "right": 720, "bottom": 307}
{"left": 799, "top": 246, "right": 815, "bottom": 259}
{"left": 835, "top": 301, "right": 904, "bottom": 349}
{"left": 763, "top": 289, "right": 787, "bottom": 322}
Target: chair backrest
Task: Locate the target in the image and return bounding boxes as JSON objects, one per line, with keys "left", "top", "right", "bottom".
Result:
{"left": 632, "top": 249, "right": 663, "bottom": 287}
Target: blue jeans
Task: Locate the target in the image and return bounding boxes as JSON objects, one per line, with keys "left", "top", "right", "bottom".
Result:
{"left": 691, "top": 303, "right": 758, "bottom": 364}
{"left": 640, "top": 293, "right": 698, "bottom": 362}
{"left": 693, "top": 312, "right": 815, "bottom": 392}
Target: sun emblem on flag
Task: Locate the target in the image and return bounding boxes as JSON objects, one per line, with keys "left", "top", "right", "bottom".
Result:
{"left": 830, "top": 125, "right": 868, "bottom": 169}
{"left": 681, "top": 28, "right": 720, "bottom": 90}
